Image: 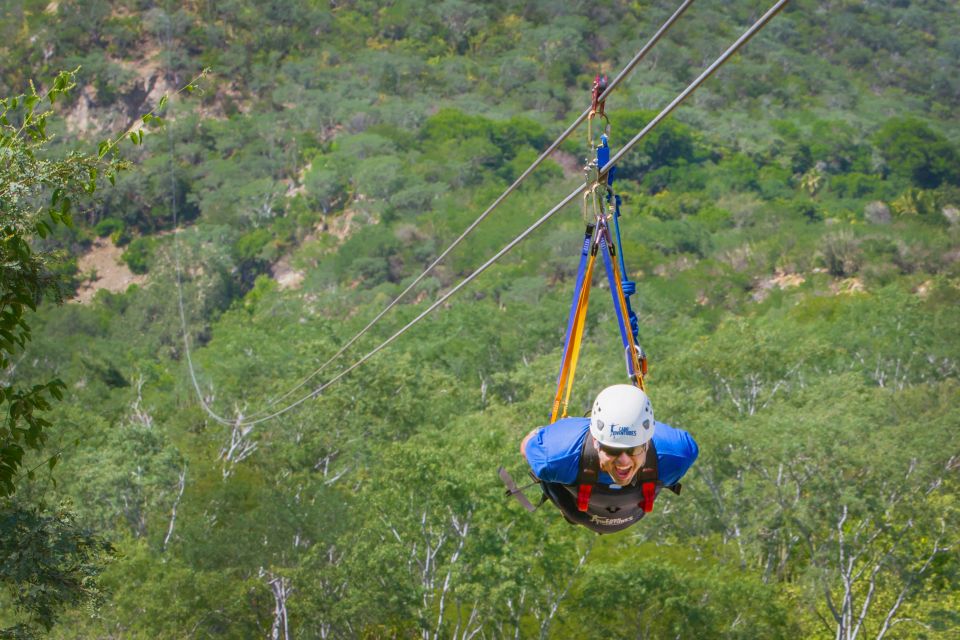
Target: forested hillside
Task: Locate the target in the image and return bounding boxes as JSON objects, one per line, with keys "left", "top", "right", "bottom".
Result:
{"left": 1, "top": 0, "right": 958, "bottom": 637}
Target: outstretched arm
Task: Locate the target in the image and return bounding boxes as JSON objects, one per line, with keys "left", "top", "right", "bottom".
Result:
{"left": 655, "top": 424, "right": 700, "bottom": 487}
{"left": 520, "top": 428, "right": 539, "bottom": 461}
{"left": 520, "top": 421, "right": 582, "bottom": 485}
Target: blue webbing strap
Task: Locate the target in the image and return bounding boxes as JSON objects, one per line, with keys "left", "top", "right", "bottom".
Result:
{"left": 610, "top": 194, "right": 640, "bottom": 343}
{"left": 599, "top": 230, "right": 633, "bottom": 355}
{"left": 599, "top": 134, "right": 638, "bottom": 343}
{"left": 556, "top": 224, "right": 595, "bottom": 386}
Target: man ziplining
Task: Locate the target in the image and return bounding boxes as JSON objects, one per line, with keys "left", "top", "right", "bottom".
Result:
{"left": 520, "top": 384, "right": 698, "bottom": 534}
{"left": 499, "top": 0, "right": 794, "bottom": 530}
{"left": 501, "top": 83, "right": 700, "bottom": 533}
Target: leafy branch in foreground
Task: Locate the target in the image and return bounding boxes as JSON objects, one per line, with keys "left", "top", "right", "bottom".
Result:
{"left": 0, "top": 67, "right": 205, "bottom": 496}
{"left": 0, "top": 500, "right": 112, "bottom": 639}
{"left": 0, "top": 65, "right": 205, "bottom": 640}
{"left": 95, "top": 66, "right": 210, "bottom": 164}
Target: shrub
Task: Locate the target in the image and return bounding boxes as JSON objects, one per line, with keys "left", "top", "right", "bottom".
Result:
{"left": 121, "top": 237, "right": 156, "bottom": 274}
{"left": 94, "top": 217, "right": 125, "bottom": 238}
{"left": 353, "top": 256, "right": 389, "bottom": 284}
{"left": 388, "top": 182, "right": 441, "bottom": 215}
{"left": 233, "top": 228, "right": 273, "bottom": 263}
{"left": 757, "top": 165, "right": 792, "bottom": 199}
{"left": 791, "top": 200, "right": 823, "bottom": 223}
{"left": 821, "top": 231, "right": 862, "bottom": 277}
{"left": 874, "top": 117, "right": 960, "bottom": 188}
{"left": 715, "top": 153, "right": 760, "bottom": 192}
{"left": 695, "top": 205, "right": 733, "bottom": 231}
{"left": 648, "top": 219, "right": 712, "bottom": 258}
{"left": 109, "top": 227, "right": 131, "bottom": 246}
{"left": 500, "top": 146, "right": 562, "bottom": 186}
{"left": 891, "top": 188, "right": 937, "bottom": 218}
{"left": 828, "top": 172, "right": 888, "bottom": 199}
{"left": 609, "top": 109, "right": 701, "bottom": 181}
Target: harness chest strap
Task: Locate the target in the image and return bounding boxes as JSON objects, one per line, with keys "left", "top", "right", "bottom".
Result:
{"left": 575, "top": 436, "right": 662, "bottom": 513}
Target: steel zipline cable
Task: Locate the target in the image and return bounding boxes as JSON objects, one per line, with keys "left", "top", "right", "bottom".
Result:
{"left": 176, "top": 0, "right": 697, "bottom": 426}
{"left": 241, "top": 0, "right": 697, "bottom": 419}
{"left": 227, "top": 0, "right": 790, "bottom": 428}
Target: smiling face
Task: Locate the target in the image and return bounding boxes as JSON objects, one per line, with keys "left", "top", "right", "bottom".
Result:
{"left": 594, "top": 438, "right": 648, "bottom": 486}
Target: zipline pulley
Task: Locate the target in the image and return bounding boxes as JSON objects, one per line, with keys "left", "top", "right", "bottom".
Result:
{"left": 587, "top": 74, "right": 610, "bottom": 149}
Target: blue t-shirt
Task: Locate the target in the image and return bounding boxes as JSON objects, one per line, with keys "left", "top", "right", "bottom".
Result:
{"left": 525, "top": 417, "right": 698, "bottom": 487}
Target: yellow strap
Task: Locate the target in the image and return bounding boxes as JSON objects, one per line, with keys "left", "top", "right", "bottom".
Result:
{"left": 550, "top": 251, "right": 597, "bottom": 423}
{"left": 560, "top": 254, "right": 596, "bottom": 418}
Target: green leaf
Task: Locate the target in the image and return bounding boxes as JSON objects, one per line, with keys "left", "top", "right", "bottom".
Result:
{"left": 158, "top": 95, "right": 168, "bottom": 111}
{"left": 48, "top": 455, "right": 58, "bottom": 471}
{"left": 35, "top": 221, "right": 49, "bottom": 238}
{"left": 48, "top": 380, "right": 64, "bottom": 401}
{"left": 98, "top": 140, "right": 110, "bottom": 159}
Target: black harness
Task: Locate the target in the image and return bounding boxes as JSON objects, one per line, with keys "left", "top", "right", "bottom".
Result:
{"left": 502, "top": 436, "right": 681, "bottom": 534}
{"left": 573, "top": 437, "right": 659, "bottom": 513}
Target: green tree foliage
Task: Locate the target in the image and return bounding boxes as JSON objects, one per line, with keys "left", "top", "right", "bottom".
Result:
{"left": 120, "top": 236, "right": 155, "bottom": 274}
{"left": 611, "top": 109, "right": 704, "bottom": 187}
{"left": 2, "top": 2, "right": 959, "bottom": 637}
{"left": 0, "top": 72, "right": 101, "bottom": 495}
{"left": 570, "top": 552, "right": 799, "bottom": 638}
{"left": 874, "top": 118, "right": 960, "bottom": 189}
{"left": 0, "top": 66, "right": 205, "bottom": 634}
{"left": 0, "top": 501, "right": 111, "bottom": 639}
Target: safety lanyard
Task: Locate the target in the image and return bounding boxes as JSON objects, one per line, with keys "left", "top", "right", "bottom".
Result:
{"left": 550, "top": 130, "right": 646, "bottom": 422}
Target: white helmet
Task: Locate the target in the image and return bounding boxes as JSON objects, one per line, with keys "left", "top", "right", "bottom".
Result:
{"left": 589, "top": 384, "right": 655, "bottom": 449}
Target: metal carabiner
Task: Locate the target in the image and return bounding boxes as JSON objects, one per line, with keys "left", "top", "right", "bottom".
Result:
{"left": 586, "top": 111, "right": 611, "bottom": 152}
{"left": 582, "top": 182, "right": 605, "bottom": 226}
{"left": 624, "top": 343, "right": 648, "bottom": 381}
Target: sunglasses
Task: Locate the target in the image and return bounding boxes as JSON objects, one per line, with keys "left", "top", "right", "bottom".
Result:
{"left": 598, "top": 443, "right": 645, "bottom": 457}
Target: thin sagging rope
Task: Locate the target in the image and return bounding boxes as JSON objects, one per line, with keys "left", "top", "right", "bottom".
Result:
{"left": 233, "top": 0, "right": 789, "bottom": 427}
{"left": 160, "top": 16, "right": 246, "bottom": 427}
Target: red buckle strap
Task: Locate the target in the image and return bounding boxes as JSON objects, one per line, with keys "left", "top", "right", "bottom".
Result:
{"left": 577, "top": 484, "right": 593, "bottom": 511}
{"left": 640, "top": 481, "right": 656, "bottom": 513}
